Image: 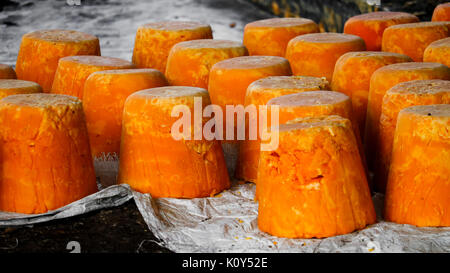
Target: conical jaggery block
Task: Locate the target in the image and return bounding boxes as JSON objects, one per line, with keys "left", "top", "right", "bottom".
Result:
{"left": 257, "top": 116, "right": 375, "bottom": 238}
{"left": 267, "top": 91, "right": 366, "bottom": 170}
{"left": 132, "top": 21, "right": 213, "bottom": 72}
{"left": 209, "top": 56, "right": 292, "bottom": 138}
{"left": 374, "top": 80, "right": 450, "bottom": 192}
{"left": 344, "top": 11, "right": 419, "bottom": 51}
{"left": 243, "top": 18, "right": 319, "bottom": 57}
{"left": 424, "top": 37, "right": 450, "bottom": 67}
{"left": 0, "top": 80, "right": 42, "bottom": 99}
{"left": 382, "top": 22, "right": 450, "bottom": 62}
{"left": 384, "top": 104, "right": 450, "bottom": 227}
{"left": 0, "top": 64, "right": 16, "bottom": 79}
{"left": 51, "top": 55, "right": 135, "bottom": 99}
{"left": 0, "top": 94, "right": 97, "bottom": 214}
{"left": 118, "top": 86, "right": 230, "bottom": 198}
{"left": 331, "top": 51, "right": 412, "bottom": 137}
{"left": 364, "top": 62, "right": 450, "bottom": 170}
{"left": 286, "top": 33, "right": 365, "bottom": 81}
{"left": 15, "top": 30, "right": 100, "bottom": 92}
{"left": 165, "top": 39, "right": 248, "bottom": 88}
{"left": 83, "top": 69, "right": 168, "bottom": 157}
{"left": 432, "top": 3, "right": 450, "bottom": 22}
{"left": 236, "top": 76, "right": 329, "bottom": 182}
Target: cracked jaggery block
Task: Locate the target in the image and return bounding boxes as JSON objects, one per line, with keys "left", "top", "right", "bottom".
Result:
{"left": 382, "top": 22, "right": 450, "bottom": 62}
{"left": 344, "top": 11, "right": 419, "bottom": 51}
{"left": 236, "top": 76, "right": 329, "bottom": 183}
{"left": 0, "top": 80, "right": 42, "bottom": 99}
{"left": 374, "top": 80, "right": 450, "bottom": 193}
{"left": 51, "top": 56, "right": 135, "bottom": 100}
{"left": 267, "top": 91, "right": 366, "bottom": 172}
{"left": 243, "top": 18, "right": 319, "bottom": 57}
{"left": 432, "top": 3, "right": 450, "bottom": 22}
{"left": 0, "top": 93, "right": 97, "bottom": 214}
{"left": 15, "top": 30, "right": 100, "bottom": 92}
{"left": 132, "top": 21, "right": 213, "bottom": 73}
{"left": 257, "top": 116, "right": 375, "bottom": 238}
{"left": 364, "top": 62, "right": 450, "bottom": 170}
{"left": 424, "top": 37, "right": 450, "bottom": 67}
{"left": 118, "top": 86, "right": 230, "bottom": 198}
{"left": 286, "top": 33, "right": 365, "bottom": 82}
{"left": 209, "top": 56, "right": 291, "bottom": 142}
{"left": 384, "top": 104, "right": 450, "bottom": 227}
{"left": 331, "top": 51, "right": 412, "bottom": 137}
{"left": 165, "top": 39, "right": 248, "bottom": 89}
{"left": 0, "top": 64, "right": 16, "bottom": 79}
{"left": 83, "top": 69, "right": 168, "bottom": 157}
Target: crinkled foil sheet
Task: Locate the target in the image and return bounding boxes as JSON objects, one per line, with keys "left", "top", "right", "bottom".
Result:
{"left": 1, "top": 158, "right": 449, "bottom": 253}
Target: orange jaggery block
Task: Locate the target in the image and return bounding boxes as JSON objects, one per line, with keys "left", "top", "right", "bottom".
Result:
{"left": 236, "top": 76, "right": 329, "bottom": 182}
{"left": 382, "top": 22, "right": 450, "bottom": 62}
{"left": 267, "top": 91, "right": 366, "bottom": 167}
{"left": 344, "top": 11, "right": 419, "bottom": 51}
{"left": 432, "top": 2, "right": 450, "bottom": 22}
{"left": 331, "top": 51, "right": 412, "bottom": 137}
{"left": 132, "top": 21, "right": 213, "bottom": 72}
{"left": 165, "top": 39, "right": 248, "bottom": 88}
{"left": 364, "top": 62, "right": 450, "bottom": 169}
{"left": 118, "top": 86, "right": 230, "bottom": 198}
{"left": 374, "top": 80, "right": 450, "bottom": 192}
{"left": 424, "top": 37, "right": 450, "bottom": 67}
{"left": 286, "top": 33, "right": 365, "bottom": 81}
{"left": 0, "top": 80, "right": 42, "bottom": 99}
{"left": 209, "top": 56, "right": 292, "bottom": 126}
{"left": 83, "top": 69, "right": 168, "bottom": 157}
{"left": 257, "top": 116, "right": 375, "bottom": 238}
{"left": 244, "top": 75, "right": 329, "bottom": 106}
{"left": 0, "top": 64, "right": 16, "bottom": 79}
{"left": 51, "top": 55, "right": 135, "bottom": 99}
{"left": 15, "top": 30, "right": 100, "bottom": 92}
{"left": 243, "top": 18, "right": 319, "bottom": 57}
{"left": 384, "top": 104, "right": 450, "bottom": 227}
{"left": 209, "top": 56, "right": 293, "bottom": 107}
{"left": 0, "top": 94, "right": 97, "bottom": 214}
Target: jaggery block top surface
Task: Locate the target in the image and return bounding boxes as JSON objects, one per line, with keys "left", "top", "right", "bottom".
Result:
{"left": 268, "top": 90, "right": 348, "bottom": 107}
{"left": 387, "top": 79, "right": 450, "bottom": 95}
{"left": 131, "top": 86, "right": 208, "bottom": 99}
{"left": 211, "top": 56, "right": 288, "bottom": 70}
{"left": 376, "top": 62, "right": 449, "bottom": 73}
{"left": 172, "top": 39, "right": 243, "bottom": 50}
{"left": 348, "top": 11, "right": 418, "bottom": 22}
{"left": 249, "top": 76, "right": 329, "bottom": 92}
{"left": 89, "top": 68, "right": 162, "bottom": 76}
{"left": 0, "top": 79, "right": 41, "bottom": 90}
{"left": 427, "top": 37, "right": 450, "bottom": 48}
{"left": 24, "top": 29, "right": 98, "bottom": 43}
{"left": 140, "top": 21, "right": 210, "bottom": 31}
{"left": 278, "top": 115, "right": 350, "bottom": 132}
{"left": 0, "top": 93, "right": 80, "bottom": 108}
{"left": 401, "top": 104, "right": 450, "bottom": 118}
{"left": 339, "top": 51, "right": 411, "bottom": 60}
{"left": 386, "top": 21, "right": 450, "bottom": 30}
{"left": 290, "top": 33, "right": 363, "bottom": 44}
{"left": 59, "top": 55, "right": 133, "bottom": 67}
{"left": 246, "top": 18, "right": 317, "bottom": 28}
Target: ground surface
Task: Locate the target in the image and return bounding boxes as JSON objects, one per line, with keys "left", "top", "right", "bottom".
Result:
{"left": 0, "top": 0, "right": 271, "bottom": 253}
